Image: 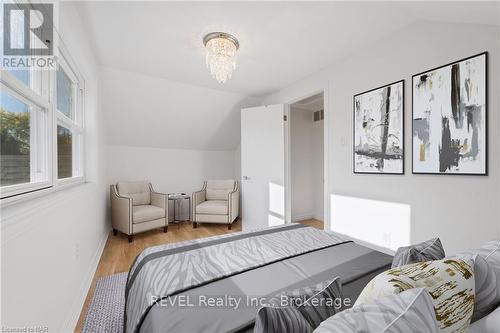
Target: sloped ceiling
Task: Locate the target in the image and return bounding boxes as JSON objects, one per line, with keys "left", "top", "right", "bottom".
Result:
{"left": 78, "top": 1, "right": 499, "bottom": 97}
{"left": 101, "top": 67, "right": 260, "bottom": 150}
{"left": 78, "top": 1, "right": 499, "bottom": 150}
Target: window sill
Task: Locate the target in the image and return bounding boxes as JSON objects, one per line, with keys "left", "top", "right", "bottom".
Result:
{"left": 58, "top": 176, "right": 85, "bottom": 188}
{"left": 0, "top": 177, "right": 86, "bottom": 208}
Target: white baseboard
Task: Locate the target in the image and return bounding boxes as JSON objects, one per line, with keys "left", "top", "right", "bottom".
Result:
{"left": 62, "top": 227, "right": 110, "bottom": 332}
{"left": 291, "top": 212, "right": 315, "bottom": 222}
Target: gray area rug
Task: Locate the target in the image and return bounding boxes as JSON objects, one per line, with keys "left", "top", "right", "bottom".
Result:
{"left": 82, "top": 272, "right": 127, "bottom": 333}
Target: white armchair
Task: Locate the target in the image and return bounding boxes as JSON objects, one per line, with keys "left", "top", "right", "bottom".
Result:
{"left": 192, "top": 180, "right": 239, "bottom": 230}
{"left": 111, "top": 181, "right": 168, "bottom": 242}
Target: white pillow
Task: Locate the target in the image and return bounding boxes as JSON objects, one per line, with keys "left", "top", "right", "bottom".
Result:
{"left": 313, "top": 288, "right": 439, "bottom": 333}
{"left": 454, "top": 240, "right": 500, "bottom": 271}
{"left": 460, "top": 254, "right": 500, "bottom": 322}
{"left": 355, "top": 257, "right": 475, "bottom": 333}
{"left": 454, "top": 240, "right": 500, "bottom": 322}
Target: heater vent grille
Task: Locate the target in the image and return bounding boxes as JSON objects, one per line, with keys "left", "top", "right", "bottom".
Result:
{"left": 313, "top": 110, "right": 324, "bottom": 122}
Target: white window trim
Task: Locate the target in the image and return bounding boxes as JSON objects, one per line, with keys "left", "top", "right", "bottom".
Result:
{"left": 0, "top": 69, "right": 51, "bottom": 110}
{"left": 0, "top": 80, "right": 53, "bottom": 199}
{"left": 0, "top": 47, "right": 86, "bottom": 206}
{"left": 1, "top": 179, "right": 86, "bottom": 207}
{"left": 54, "top": 49, "right": 85, "bottom": 185}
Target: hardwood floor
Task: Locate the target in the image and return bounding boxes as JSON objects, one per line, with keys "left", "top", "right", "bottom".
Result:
{"left": 74, "top": 219, "right": 323, "bottom": 332}
{"left": 297, "top": 218, "right": 323, "bottom": 229}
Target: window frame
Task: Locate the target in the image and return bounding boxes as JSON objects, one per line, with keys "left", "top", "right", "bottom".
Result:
{"left": 0, "top": 74, "right": 53, "bottom": 199}
{"left": 54, "top": 51, "right": 84, "bottom": 186}
{"left": 0, "top": 44, "right": 86, "bottom": 205}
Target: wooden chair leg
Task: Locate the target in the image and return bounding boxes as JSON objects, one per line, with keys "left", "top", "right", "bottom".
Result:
{"left": 128, "top": 235, "right": 134, "bottom": 243}
{"left": 164, "top": 226, "right": 168, "bottom": 233}
{"left": 228, "top": 224, "right": 232, "bottom": 230}
{"left": 113, "top": 229, "right": 117, "bottom": 236}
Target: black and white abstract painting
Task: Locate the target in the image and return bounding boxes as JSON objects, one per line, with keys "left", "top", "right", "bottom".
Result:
{"left": 354, "top": 80, "right": 404, "bottom": 174}
{"left": 412, "top": 53, "right": 487, "bottom": 175}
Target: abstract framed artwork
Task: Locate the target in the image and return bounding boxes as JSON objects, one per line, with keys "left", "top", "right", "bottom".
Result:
{"left": 354, "top": 80, "right": 404, "bottom": 174}
{"left": 412, "top": 52, "right": 487, "bottom": 175}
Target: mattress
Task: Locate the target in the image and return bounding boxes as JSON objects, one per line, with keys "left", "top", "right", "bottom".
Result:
{"left": 125, "top": 224, "right": 392, "bottom": 333}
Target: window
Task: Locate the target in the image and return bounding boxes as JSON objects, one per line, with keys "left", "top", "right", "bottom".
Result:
{"left": 1, "top": 90, "right": 31, "bottom": 186}
{"left": 57, "top": 66, "right": 74, "bottom": 119}
{"left": 56, "top": 59, "right": 83, "bottom": 181}
{"left": 5, "top": 4, "right": 30, "bottom": 88}
{"left": 1, "top": 49, "right": 85, "bottom": 200}
{"left": 4, "top": 2, "right": 49, "bottom": 98}
{"left": 0, "top": 86, "right": 50, "bottom": 198}
{"left": 57, "top": 125, "right": 72, "bottom": 179}
{"left": 9, "top": 70, "right": 30, "bottom": 87}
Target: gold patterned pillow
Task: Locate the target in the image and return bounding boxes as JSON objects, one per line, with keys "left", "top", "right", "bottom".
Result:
{"left": 355, "top": 258, "right": 475, "bottom": 333}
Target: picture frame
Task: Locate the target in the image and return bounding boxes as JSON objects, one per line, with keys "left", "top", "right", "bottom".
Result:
{"left": 353, "top": 80, "right": 405, "bottom": 174}
{"left": 412, "top": 52, "right": 487, "bottom": 175}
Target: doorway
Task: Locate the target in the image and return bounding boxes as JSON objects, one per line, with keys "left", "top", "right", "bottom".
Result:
{"left": 288, "top": 92, "right": 324, "bottom": 229}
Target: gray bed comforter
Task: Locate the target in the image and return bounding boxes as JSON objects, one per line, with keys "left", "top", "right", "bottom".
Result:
{"left": 125, "top": 223, "right": 392, "bottom": 333}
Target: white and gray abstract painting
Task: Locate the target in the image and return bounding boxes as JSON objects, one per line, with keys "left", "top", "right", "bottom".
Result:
{"left": 412, "top": 53, "right": 486, "bottom": 175}
{"left": 354, "top": 80, "right": 404, "bottom": 174}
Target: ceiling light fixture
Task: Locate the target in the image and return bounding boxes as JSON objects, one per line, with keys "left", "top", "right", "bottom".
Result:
{"left": 203, "top": 32, "right": 239, "bottom": 84}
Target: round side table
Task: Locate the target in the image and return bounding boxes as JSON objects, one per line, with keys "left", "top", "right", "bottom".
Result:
{"left": 168, "top": 193, "right": 191, "bottom": 225}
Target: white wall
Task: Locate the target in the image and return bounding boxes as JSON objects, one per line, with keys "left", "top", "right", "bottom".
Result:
{"left": 1, "top": 3, "right": 108, "bottom": 331}
{"left": 234, "top": 144, "right": 241, "bottom": 184}
{"left": 233, "top": 144, "right": 242, "bottom": 217}
{"left": 106, "top": 145, "right": 236, "bottom": 196}
{"left": 312, "top": 116, "right": 324, "bottom": 220}
{"left": 289, "top": 106, "right": 324, "bottom": 222}
{"left": 100, "top": 66, "right": 258, "bottom": 212}
{"left": 290, "top": 107, "right": 315, "bottom": 221}
{"left": 264, "top": 21, "right": 500, "bottom": 254}
{"left": 100, "top": 66, "right": 261, "bottom": 151}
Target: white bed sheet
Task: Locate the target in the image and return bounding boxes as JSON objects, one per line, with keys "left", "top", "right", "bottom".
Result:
{"left": 468, "top": 306, "right": 500, "bottom": 333}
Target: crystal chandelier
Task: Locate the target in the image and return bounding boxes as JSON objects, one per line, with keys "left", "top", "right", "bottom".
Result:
{"left": 203, "top": 32, "right": 239, "bottom": 83}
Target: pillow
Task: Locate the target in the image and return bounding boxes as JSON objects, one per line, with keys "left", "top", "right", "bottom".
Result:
{"left": 268, "top": 279, "right": 334, "bottom": 307}
{"left": 467, "top": 255, "right": 500, "bottom": 322}
{"left": 313, "top": 288, "right": 440, "bottom": 333}
{"left": 254, "top": 278, "right": 343, "bottom": 333}
{"left": 453, "top": 240, "right": 500, "bottom": 322}
{"left": 392, "top": 238, "right": 445, "bottom": 268}
{"left": 355, "top": 257, "right": 475, "bottom": 333}
{"left": 456, "top": 240, "right": 500, "bottom": 271}
{"left": 480, "top": 240, "right": 500, "bottom": 270}
{"left": 254, "top": 306, "right": 313, "bottom": 333}
{"left": 298, "top": 278, "right": 345, "bottom": 329}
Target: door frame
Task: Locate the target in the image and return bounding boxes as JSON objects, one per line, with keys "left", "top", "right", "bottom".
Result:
{"left": 284, "top": 104, "right": 291, "bottom": 224}
{"left": 284, "top": 85, "right": 330, "bottom": 230}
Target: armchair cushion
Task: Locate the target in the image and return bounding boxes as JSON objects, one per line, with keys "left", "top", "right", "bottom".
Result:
{"left": 206, "top": 180, "right": 236, "bottom": 200}
{"left": 133, "top": 205, "right": 165, "bottom": 224}
{"left": 117, "top": 181, "right": 151, "bottom": 206}
{"left": 196, "top": 200, "right": 228, "bottom": 215}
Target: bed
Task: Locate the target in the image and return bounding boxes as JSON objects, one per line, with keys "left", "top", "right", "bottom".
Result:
{"left": 124, "top": 223, "right": 392, "bottom": 333}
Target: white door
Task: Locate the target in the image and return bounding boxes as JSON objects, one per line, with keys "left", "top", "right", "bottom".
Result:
{"left": 241, "top": 104, "right": 287, "bottom": 231}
